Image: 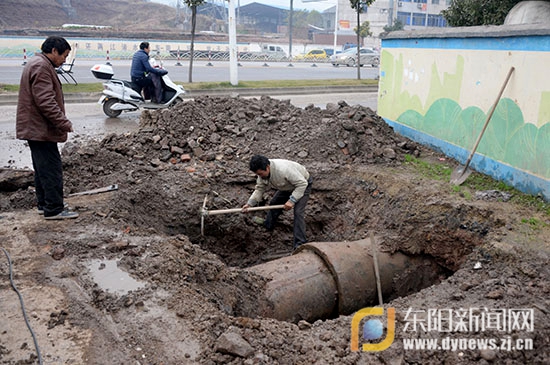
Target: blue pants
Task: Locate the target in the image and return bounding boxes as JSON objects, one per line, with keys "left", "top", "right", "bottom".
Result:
{"left": 28, "top": 140, "right": 64, "bottom": 217}
{"left": 132, "top": 75, "right": 153, "bottom": 100}
{"left": 264, "top": 177, "right": 313, "bottom": 249}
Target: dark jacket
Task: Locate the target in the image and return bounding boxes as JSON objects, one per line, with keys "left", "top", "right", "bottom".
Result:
{"left": 131, "top": 49, "right": 165, "bottom": 78}
{"left": 16, "top": 53, "right": 72, "bottom": 143}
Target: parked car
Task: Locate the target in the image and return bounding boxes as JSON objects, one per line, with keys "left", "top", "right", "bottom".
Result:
{"left": 294, "top": 49, "right": 327, "bottom": 60}
{"left": 258, "top": 44, "right": 288, "bottom": 60}
{"left": 343, "top": 42, "right": 357, "bottom": 51}
{"left": 331, "top": 47, "right": 380, "bottom": 67}
{"left": 323, "top": 48, "right": 337, "bottom": 57}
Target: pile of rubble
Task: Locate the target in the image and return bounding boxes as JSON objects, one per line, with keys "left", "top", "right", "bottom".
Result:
{"left": 62, "top": 95, "right": 420, "bottom": 191}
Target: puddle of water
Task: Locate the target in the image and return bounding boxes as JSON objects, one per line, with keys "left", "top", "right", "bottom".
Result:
{"left": 87, "top": 259, "right": 145, "bottom": 295}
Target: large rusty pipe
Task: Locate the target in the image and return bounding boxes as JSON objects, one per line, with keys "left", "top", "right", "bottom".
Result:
{"left": 249, "top": 249, "right": 338, "bottom": 322}
{"left": 247, "top": 238, "right": 443, "bottom": 323}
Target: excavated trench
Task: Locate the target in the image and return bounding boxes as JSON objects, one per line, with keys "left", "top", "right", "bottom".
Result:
{"left": 90, "top": 165, "right": 486, "bottom": 324}
{"left": 98, "top": 166, "right": 487, "bottom": 324}
{"left": 55, "top": 95, "right": 493, "bottom": 324}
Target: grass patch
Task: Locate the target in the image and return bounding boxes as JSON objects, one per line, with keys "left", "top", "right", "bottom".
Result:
{"left": 0, "top": 83, "right": 104, "bottom": 93}
{"left": 0, "top": 79, "right": 376, "bottom": 93}
{"left": 404, "top": 154, "right": 550, "bottom": 215}
{"left": 462, "top": 174, "right": 549, "bottom": 214}
{"left": 0, "top": 84, "right": 19, "bottom": 93}
{"left": 61, "top": 83, "right": 104, "bottom": 93}
{"left": 521, "top": 217, "right": 547, "bottom": 229}
{"left": 404, "top": 154, "right": 452, "bottom": 181}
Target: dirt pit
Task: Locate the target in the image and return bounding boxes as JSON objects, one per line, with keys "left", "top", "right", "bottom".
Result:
{"left": 0, "top": 95, "right": 549, "bottom": 364}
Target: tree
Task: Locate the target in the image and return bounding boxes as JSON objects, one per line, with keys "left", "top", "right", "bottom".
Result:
{"left": 306, "top": 10, "right": 324, "bottom": 29}
{"left": 349, "top": 0, "right": 375, "bottom": 80}
{"left": 183, "top": 0, "right": 206, "bottom": 83}
{"left": 354, "top": 21, "right": 372, "bottom": 47}
{"left": 442, "top": 0, "right": 522, "bottom": 27}
{"left": 383, "top": 18, "right": 404, "bottom": 33}
{"left": 288, "top": 9, "right": 310, "bottom": 39}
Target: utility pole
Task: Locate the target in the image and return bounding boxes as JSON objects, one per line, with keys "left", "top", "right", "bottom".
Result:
{"left": 388, "top": 0, "right": 394, "bottom": 27}
{"left": 289, "top": 0, "right": 293, "bottom": 60}
{"left": 228, "top": 0, "right": 238, "bottom": 85}
{"left": 333, "top": 0, "right": 339, "bottom": 56}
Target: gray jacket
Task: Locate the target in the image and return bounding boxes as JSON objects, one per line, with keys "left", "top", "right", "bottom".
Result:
{"left": 247, "top": 159, "right": 310, "bottom": 206}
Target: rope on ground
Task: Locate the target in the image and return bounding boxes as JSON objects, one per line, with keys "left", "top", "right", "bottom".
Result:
{"left": 1, "top": 247, "right": 43, "bottom": 365}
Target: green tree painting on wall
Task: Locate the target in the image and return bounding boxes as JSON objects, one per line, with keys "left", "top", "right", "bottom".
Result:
{"left": 379, "top": 51, "right": 550, "bottom": 179}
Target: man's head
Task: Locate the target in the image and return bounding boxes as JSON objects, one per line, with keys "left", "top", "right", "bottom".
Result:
{"left": 140, "top": 42, "right": 150, "bottom": 54}
{"left": 249, "top": 155, "right": 270, "bottom": 178}
{"left": 41, "top": 36, "right": 71, "bottom": 67}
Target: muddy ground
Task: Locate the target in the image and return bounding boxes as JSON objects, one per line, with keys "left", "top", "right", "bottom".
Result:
{"left": 0, "top": 95, "right": 548, "bottom": 364}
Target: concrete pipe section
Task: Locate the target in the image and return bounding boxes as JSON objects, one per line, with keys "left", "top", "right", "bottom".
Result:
{"left": 247, "top": 238, "right": 446, "bottom": 323}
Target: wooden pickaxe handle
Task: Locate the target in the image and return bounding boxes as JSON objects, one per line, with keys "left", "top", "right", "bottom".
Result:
{"left": 203, "top": 204, "right": 286, "bottom": 216}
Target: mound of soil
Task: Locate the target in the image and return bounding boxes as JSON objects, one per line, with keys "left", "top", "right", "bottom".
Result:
{"left": 0, "top": 95, "right": 548, "bottom": 364}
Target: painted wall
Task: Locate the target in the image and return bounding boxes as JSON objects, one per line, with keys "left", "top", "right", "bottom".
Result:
{"left": 0, "top": 35, "right": 324, "bottom": 61}
{"left": 378, "top": 25, "right": 550, "bottom": 201}
{"left": 0, "top": 36, "right": 254, "bottom": 59}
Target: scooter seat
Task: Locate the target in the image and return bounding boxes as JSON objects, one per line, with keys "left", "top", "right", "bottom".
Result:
{"left": 111, "top": 78, "right": 139, "bottom": 92}
{"left": 128, "top": 81, "right": 141, "bottom": 93}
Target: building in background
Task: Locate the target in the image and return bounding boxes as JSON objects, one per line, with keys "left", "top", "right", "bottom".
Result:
{"left": 393, "top": 0, "right": 450, "bottom": 28}
{"left": 238, "top": 3, "right": 289, "bottom": 34}
{"left": 318, "top": 0, "right": 450, "bottom": 48}
{"left": 178, "top": 0, "right": 452, "bottom": 50}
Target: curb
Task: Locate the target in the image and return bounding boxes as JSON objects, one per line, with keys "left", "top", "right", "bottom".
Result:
{"left": 0, "top": 85, "right": 378, "bottom": 106}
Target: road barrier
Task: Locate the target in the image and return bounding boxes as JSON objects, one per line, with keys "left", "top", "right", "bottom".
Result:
{"left": 105, "top": 50, "right": 112, "bottom": 65}
{"left": 175, "top": 47, "right": 182, "bottom": 66}
{"left": 206, "top": 51, "right": 213, "bottom": 67}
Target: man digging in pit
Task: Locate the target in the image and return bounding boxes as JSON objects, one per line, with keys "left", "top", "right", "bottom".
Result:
{"left": 242, "top": 154, "right": 312, "bottom": 250}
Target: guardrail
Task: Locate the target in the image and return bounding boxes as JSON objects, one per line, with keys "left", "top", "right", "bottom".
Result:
{"left": 0, "top": 50, "right": 330, "bottom": 63}
{"left": 169, "top": 50, "right": 331, "bottom": 63}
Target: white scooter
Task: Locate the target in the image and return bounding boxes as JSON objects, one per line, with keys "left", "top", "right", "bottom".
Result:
{"left": 91, "top": 62, "right": 186, "bottom": 118}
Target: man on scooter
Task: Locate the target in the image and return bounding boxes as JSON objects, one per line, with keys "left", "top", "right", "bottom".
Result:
{"left": 130, "top": 42, "right": 167, "bottom": 103}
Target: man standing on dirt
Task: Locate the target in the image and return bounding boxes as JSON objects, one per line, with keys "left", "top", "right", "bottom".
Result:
{"left": 16, "top": 36, "right": 78, "bottom": 220}
{"left": 242, "top": 155, "right": 312, "bottom": 249}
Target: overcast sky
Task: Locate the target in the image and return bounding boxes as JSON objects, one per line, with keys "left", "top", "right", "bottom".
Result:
{"left": 150, "top": 0, "right": 335, "bottom": 12}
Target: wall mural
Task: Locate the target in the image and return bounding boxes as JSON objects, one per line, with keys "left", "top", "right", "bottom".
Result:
{"left": 378, "top": 49, "right": 550, "bottom": 180}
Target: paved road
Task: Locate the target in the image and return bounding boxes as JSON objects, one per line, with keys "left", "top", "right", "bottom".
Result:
{"left": 0, "top": 92, "right": 378, "bottom": 169}
{"left": 0, "top": 59, "right": 379, "bottom": 85}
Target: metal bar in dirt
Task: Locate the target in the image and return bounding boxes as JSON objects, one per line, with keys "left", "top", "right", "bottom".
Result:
{"left": 68, "top": 184, "right": 118, "bottom": 197}
{"left": 370, "top": 231, "right": 383, "bottom": 306}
